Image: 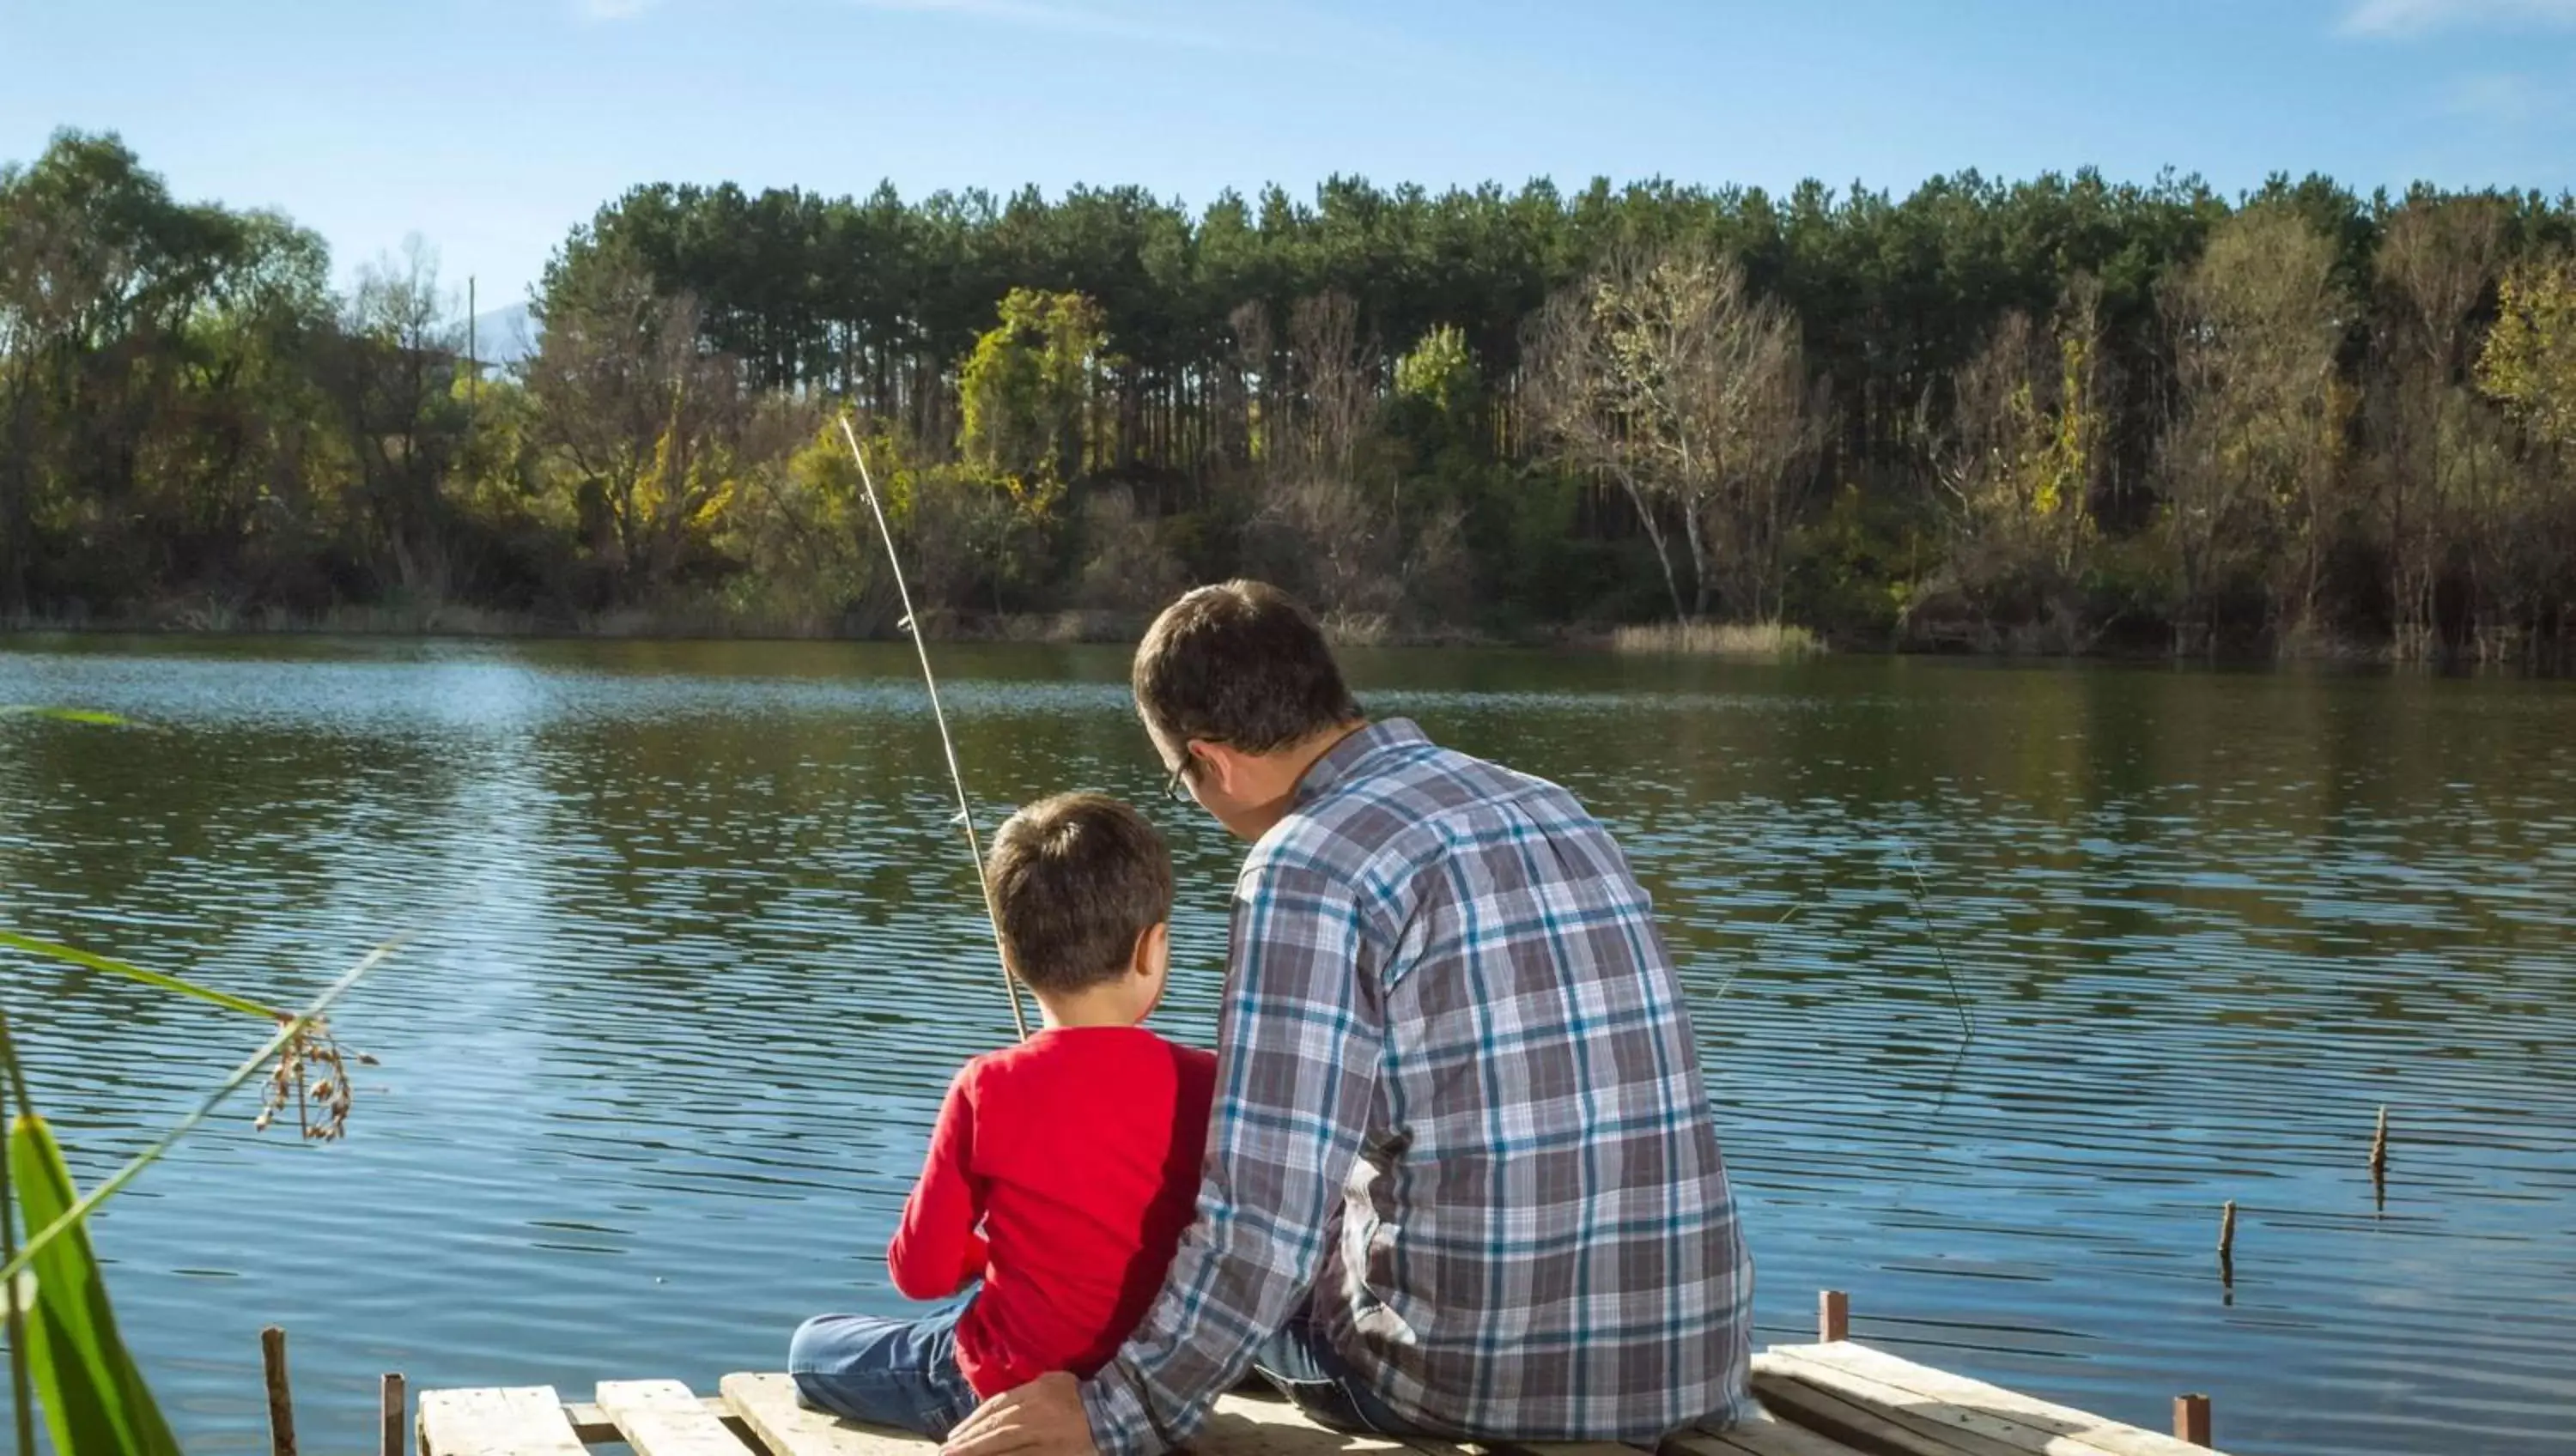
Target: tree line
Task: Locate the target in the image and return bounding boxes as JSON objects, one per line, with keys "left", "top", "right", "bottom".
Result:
{"left": 6, "top": 128, "right": 2576, "bottom": 662}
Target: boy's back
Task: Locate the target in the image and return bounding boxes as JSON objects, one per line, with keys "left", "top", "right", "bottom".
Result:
{"left": 791, "top": 793, "right": 1206, "bottom": 1439}
{"left": 892, "top": 1025, "right": 1218, "bottom": 1398}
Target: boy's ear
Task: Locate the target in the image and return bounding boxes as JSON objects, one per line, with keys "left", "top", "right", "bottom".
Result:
{"left": 1132, "top": 920, "right": 1170, "bottom": 974}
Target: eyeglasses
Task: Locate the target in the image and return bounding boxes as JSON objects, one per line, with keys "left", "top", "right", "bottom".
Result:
{"left": 1162, "top": 754, "right": 1191, "bottom": 802}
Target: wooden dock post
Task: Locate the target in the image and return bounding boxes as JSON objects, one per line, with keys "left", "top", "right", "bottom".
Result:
{"left": 2218, "top": 1198, "right": 2237, "bottom": 1289}
{"left": 1819, "top": 1288, "right": 1850, "bottom": 1342}
{"left": 380, "top": 1372, "right": 407, "bottom": 1456}
{"left": 2371, "top": 1106, "right": 2389, "bottom": 1176}
{"left": 260, "top": 1326, "right": 298, "bottom": 1456}
{"left": 2174, "top": 1392, "right": 2212, "bottom": 1446}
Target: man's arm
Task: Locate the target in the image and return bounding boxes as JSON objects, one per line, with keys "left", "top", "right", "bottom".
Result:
{"left": 951, "top": 858, "right": 1384, "bottom": 1456}
{"left": 888, "top": 1070, "right": 989, "bottom": 1300}
{"left": 1078, "top": 857, "right": 1386, "bottom": 1456}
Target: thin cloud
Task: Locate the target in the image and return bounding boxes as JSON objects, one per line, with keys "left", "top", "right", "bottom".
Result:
{"left": 2342, "top": 0, "right": 2576, "bottom": 36}
{"left": 581, "top": 0, "right": 660, "bottom": 18}
{"left": 2445, "top": 71, "right": 2540, "bottom": 121}
{"left": 849, "top": 0, "right": 1242, "bottom": 51}
{"left": 2440, "top": 69, "right": 2576, "bottom": 128}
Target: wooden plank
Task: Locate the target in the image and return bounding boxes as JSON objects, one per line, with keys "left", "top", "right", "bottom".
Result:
{"left": 1750, "top": 1368, "right": 2020, "bottom": 1456}
{"left": 418, "top": 1386, "right": 586, "bottom": 1456}
{"left": 566, "top": 1397, "right": 750, "bottom": 1444}
{"left": 1764, "top": 1346, "right": 2222, "bottom": 1456}
{"left": 720, "top": 1372, "right": 937, "bottom": 1456}
{"left": 1462, "top": 1441, "right": 1644, "bottom": 1456}
{"left": 1200, "top": 1392, "right": 1461, "bottom": 1456}
{"left": 1759, "top": 1355, "right": 2106, "bottom": 1456}
{"left": 598, "top": 1380, "right": 756, "bottom": 1456}
{"left": 1671, "top": 1408, "right": 1875, "bottom": 1456}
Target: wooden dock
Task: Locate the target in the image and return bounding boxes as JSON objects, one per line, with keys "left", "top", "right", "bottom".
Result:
{"left": 412, "top": 1295, "right": 2229, "bottom": 1456}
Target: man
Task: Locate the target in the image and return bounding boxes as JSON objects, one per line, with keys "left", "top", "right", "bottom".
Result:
{"left": 945, "top": 580, "right": 1753, "bottom": 1456}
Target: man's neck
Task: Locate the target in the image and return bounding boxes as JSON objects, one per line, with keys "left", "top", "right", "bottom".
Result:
{"left": 1270, "top": 719, "right": 1370, "bottom": 802}
{"left": 1224, "top": 719, "right": 1369, "bottom": 842}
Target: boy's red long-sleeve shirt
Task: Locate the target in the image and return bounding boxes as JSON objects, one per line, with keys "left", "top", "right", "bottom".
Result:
{"left": 889, "top": 1025, "right": 1216, "bottom": 1399}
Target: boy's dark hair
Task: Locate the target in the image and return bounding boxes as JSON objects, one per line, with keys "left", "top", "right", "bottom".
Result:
{"left": 1131, "top": 581, "right": 1361, "bottom": 760}
{"left": 986, "top": 793, "right": 1175, "bottom": 994}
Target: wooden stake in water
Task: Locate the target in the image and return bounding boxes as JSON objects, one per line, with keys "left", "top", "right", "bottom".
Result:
{"left": 837, "top": 416, "right": 1031, "bottom": 1042}
{"left": 380, "top": 1372, "right": 407, "bottom": 1456}
{"left": 2217, "top": 1198, "right": 2237, "bottom": 1291}
{"left": 260, "top": 1326, "right": 298, "bottom": 1456}
{"left": 2174, "top": 1392, "right": 2212, "bottom": 1447}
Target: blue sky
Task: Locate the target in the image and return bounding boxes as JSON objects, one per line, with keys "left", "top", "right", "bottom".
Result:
{"left": 4, "top": 0, "right": 2573, "bottom": 306}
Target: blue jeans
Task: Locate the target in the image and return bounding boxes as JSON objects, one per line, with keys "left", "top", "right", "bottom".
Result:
{"left": 1250, "top": 1310, "right": 1435, "bottom": 1438}
{"left": 789, "top": 1292, "right": 981, "bottom": 1439}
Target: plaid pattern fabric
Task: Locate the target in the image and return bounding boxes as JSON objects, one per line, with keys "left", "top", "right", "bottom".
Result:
{"left": 1080, "top": 719, "right": 1753, "bottom": 1456}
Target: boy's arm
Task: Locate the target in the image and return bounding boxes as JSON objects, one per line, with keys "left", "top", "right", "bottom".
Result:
{"left": 889, "top": 1067, "right": 989, "bottom": 1300}
{"left": 1074, "top": 860, "right": 1383, "bottom": 1456}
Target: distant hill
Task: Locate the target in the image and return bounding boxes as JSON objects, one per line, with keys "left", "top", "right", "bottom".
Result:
{"left": 464, "top": 302, "right": 538, "bottom": 368}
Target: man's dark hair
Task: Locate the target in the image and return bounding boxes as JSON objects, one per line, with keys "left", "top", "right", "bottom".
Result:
{"left": 1132, "top": 580, "right": 1361, "bottom": 760}
{"left": 986, "top": 792, "right": 1175, "bottom": 994}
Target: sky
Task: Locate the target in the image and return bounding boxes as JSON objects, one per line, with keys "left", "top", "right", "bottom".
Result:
{"left": 3, "top": 0, "right": 2573, "bottom": 308}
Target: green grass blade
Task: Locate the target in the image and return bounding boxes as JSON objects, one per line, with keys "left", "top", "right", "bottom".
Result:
{"left": 0, "top": 930, "right": 286, "bottom": 1022}
{"left": 0, "top": 934, "right": 400, "bottom": 1288}
{"left": 0, "top": 707, "right": 129, "bottom": 727}
{"left": 0, "top": 706, "right": 128, "bottom": 726}
{"left": 2, "top": 1013, "right": 34, "bottom": 1456}
{"left": 7, "top": 1113, "right": 184, "bottom": 1456}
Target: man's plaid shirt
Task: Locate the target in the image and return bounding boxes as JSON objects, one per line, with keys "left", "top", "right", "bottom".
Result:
{"left": 1079, "top": 719, "right": 1753, "bottom": 1456}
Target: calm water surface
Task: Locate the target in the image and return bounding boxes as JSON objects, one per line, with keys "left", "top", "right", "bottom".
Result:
{"left": 0, "top": 638, "right": 2569, "bottom": 1455}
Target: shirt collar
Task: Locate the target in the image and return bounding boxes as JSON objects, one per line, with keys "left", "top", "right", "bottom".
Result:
{"left": 1291, "top": 718, "right": 1430, "bottom": 809}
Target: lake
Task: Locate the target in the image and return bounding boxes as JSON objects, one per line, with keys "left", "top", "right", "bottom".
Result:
{"left": 2, "top": 637, "right": 2570, "bottom": 1455}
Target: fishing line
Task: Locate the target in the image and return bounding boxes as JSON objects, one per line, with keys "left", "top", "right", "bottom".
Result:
{"left": 1899, "top": 844, "right": 1978, "bottom": 1043}
{"left": 836, "top": 416, "right": 1031, "bottom": 1042}
{"left": 1709, "top": 891, "right": 1816, "bottom": 1004}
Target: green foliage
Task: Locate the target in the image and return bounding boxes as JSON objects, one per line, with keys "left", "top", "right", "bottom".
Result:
{"left": 9, "top": 126, "right": 2576, "bottom": 658}
{"left": 7, "top": 1112, "right": 184, "bottom": 1456}
{"left": 0, "top": 708, "right": 127, "bottom": 726}
{"left": 714, "top": 418, "right": 898, "bottom": 633}
{"left": 0, "top": 929, "right": 395, "bottom": 1456}
{"left": 1394, "top": 325, "right": 1480, "bottom": 419}
{"left": 1789, "top": 482, "right": 1929, "bottom": 643}
{"left": 2480, "top": 255, "right": 2576, "bottom": 452}
{"left": 0, "top": 931, "right": 282, "bottom": 1020}
{"left": 1917, "top": 285, "right": 2108, "bottom": 646}
{"left": 960, "top": 288, "right": 1109, "bottom": 495}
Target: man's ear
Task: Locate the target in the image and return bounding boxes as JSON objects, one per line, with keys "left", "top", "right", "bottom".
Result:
{"left": 1191, "top": 739, "right": 1245, "bottom": 798}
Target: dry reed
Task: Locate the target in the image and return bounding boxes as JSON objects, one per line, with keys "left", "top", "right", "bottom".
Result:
{"left": 1609, "top": 621, "right": 1824, "bottom": 658}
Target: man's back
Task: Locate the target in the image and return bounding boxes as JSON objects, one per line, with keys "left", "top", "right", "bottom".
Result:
{"left": 1241, "top": 719, "right": 1753, "bottom": 1438}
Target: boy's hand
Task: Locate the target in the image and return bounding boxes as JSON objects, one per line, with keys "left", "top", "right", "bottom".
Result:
{"left": 943, "top": 1372, "right": 1098, "bottom": 1456}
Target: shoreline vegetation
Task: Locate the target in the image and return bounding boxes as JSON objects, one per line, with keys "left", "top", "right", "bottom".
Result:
{"left": 9, "top": 606, "right": 2437, "bottom": 665}
{"left": 6, "top": 132, "right": 2576, "bottom": 670}
{"left": 5, "top": 604, "right": 1830, "bottom": 656}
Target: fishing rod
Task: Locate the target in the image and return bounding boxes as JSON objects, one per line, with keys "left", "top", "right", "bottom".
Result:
{"left": 837, "top": 415, "right": 1031, "bottom": 1042}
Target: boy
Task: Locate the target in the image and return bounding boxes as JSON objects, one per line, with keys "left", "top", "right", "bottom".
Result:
{"left": 789, "top": 792, "right": 1217, "bottom": 1439}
